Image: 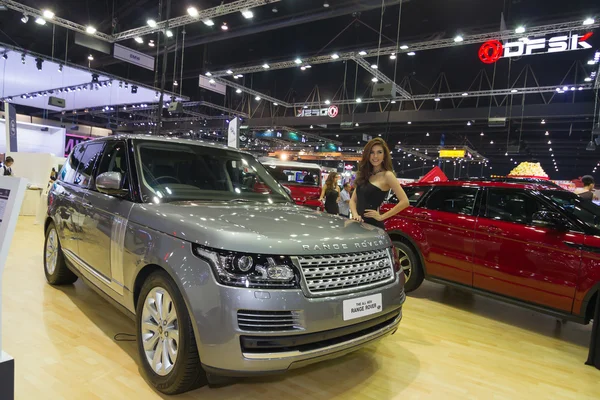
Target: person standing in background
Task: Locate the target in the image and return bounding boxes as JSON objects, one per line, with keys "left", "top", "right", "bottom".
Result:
{"left": 50, "top": 167, "right": 58, "bottom": 182}
{"left": 579, "top": 175, "right": 596, "bottom": 201}
{"left": 320, "top": 172, "right": 340, "bottom": 215}
{"left": 338, "top": 183, "right": 352, "bottom": 218}
{"left": 2, "top": 156, "right": 14, "bottom": 176}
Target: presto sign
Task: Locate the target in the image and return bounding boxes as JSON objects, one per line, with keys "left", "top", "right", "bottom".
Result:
{"left": 479, "top": 32, "right": 593, "bottom": 64}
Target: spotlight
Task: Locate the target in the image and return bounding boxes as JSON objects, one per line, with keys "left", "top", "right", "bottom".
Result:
{"left": 135, "top": 37, "right": 143, "bottom": 43}
{"left": 236, "top": 88, "right": 242, "bottom": 94}
{"left": 407, "top": 52, "right": 416, "bottom": 56}
{"left": 147, "top": 19, "right": 157, "bottom": 28}
{"left": 187, "top": 7, "right": 199, "bottom": 17}
{"left": 221, "top": 22, "right": 228, "bottom": 31}
{"left": 166, "top": 30, "right": 173, "bottom": 37}
{"left": 149, "top": 40, "right": 155, "bottom": 47}
{"left": 241, "top": 10, "right": 254, "bottom": 19}
{"left": 43, "top": 10, "right": 55, "bottom": 19}
{"left": 294, "top": 58, "right": 302, "bottom": 64}
{"left": 35, "top": 17, "right": 46, "bottom": 25}
{"left": 454, "top": 35, "right": 464, "bottom": 42}
{"left": 358, "top": 50, "right": 367, "bottom": 56}
{"left": 203, "top": 19, "right": 214, "bottom": 26}
{"left": 331, "top": 53, "right": 340, "bottom": 59}
{"left": 91, "top": 74, "right": 99, "bottom": 83}
{"left": 356, "top": 98, "right": 362, "bottom": 103}
{"left": 325, "top": 100, "right": 331, "bottom": 105}
{"left": 86, "top": 26, "right": 97, "bottom": 34}
{"left": 323, "top": 2, "right": 330, "bottom": 7}
{"left": 255, "top": 96, "right": 261, "bottom": 101}
{"left": 21, "top": 14, "right": 29, "bottom": 23}
{"left": 372, "top": 77, "right": 378, "bottom": 82}
{"left": 434, "top": 97, "right": 441, "bottom": 101}
{"left": 58, "top": 64, "right": 63, "bottom": 72}
{"left": 226, "top": 70, "right": 233, "bottom": 74}
{"left": 88, "top": 54, "right": 94, "bottom": 61}
{"left": 35, "top": 58, "right": 43, "bottom": 71}
{"left": 390, "top": 53, "right": 397, "bottom": 60}
{"left": 2, "top": 53, "right": 7, "bottom": 60}
{"left": 583, "top": 18, "right": 595, "bottom": 26}
{"left": 371, "top": 64, "right": 378, "bottom": 69}
{"left": 515, "top": 26, "right": 526, "bottom": 34}
{"left": 400, "top": 45, "right": 409, "bottom": 50}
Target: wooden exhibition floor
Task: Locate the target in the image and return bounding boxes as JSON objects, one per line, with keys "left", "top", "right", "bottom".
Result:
{"left": 3, "top": 217, "right": 599, "bottom": 399}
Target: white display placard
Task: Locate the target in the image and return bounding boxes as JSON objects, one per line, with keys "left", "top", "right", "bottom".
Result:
{"left": 113, "top": 43, "right": 156, "bottom": 71}
{"left": 0, "top": 177, "right": 28, "bottom": 353}
{"left": 199, "top": 75, "right": 226, "bottom": 95}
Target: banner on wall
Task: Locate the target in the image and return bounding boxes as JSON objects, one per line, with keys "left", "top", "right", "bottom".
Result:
{"left": 4, "top": 103, "right": 17, "bottom": 152}
{"left": 64, "top": 133, "right": 92, "bottom": 157}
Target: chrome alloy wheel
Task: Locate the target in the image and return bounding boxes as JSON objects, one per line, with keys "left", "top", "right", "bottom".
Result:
{"left": 397, "top": 248, "right": 412, "bottom": 284}
{"left": 141, "top": 287, "right": 180, "bottom": 376}
{"left": 45, "top": 228, "right": 59, "bottom": 275}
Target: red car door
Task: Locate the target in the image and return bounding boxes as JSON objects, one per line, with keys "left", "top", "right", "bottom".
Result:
{"left": 473, "top": 188, "right": 581, "bottom": 312}
{"left": 413, "top": 185, "right": 480, "bottom": 286}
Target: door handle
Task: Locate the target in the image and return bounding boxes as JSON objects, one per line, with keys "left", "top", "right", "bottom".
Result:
{"left": 480, "top": 225, "right": 501, "bottom": 234}
{"left": 414, "top": 211, "right": 431, "bottom": 220}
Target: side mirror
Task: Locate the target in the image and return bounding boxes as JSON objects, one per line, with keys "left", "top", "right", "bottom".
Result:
{"left": 96, "top": 172, "right": 128, "bottom": 197}
{"left": 532, "top": 211, "right": 569, "bottom": 230}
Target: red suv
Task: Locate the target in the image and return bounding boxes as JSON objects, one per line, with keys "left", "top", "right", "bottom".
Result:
{"left": 380, "top": 180, "right": 600, "bottom": 324}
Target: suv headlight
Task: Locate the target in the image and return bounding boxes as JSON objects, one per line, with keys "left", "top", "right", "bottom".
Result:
{"left": 193, "top": 245, "right": 300, "bottom": 289}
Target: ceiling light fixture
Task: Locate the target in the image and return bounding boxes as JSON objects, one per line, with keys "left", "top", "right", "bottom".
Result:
{"left": 356, "top": 98, "right": 362, "bottom": 103}
{"left": 434, "top": 97, "right": 441, "bottom": 102}
{"left": 147, "top": 19, "right": 157, "bottom": 28}
{"left": 187, "top": 7, "right": 199, "bottom": 17}
{"left": 87, "top": 54, "right": 94, "bottom": 61}
{"left": 221, "top": 22, "right": 228, "bottom": 31}
{"left": 135, "top": 37, "right": 143, "bottom": 43}
{"left": 148, "top": 40, "right": 155, "bottom": 47}
{"left": 205, "top": 72, "right": 212, "bottom": 76}
{"left": 372, "top": 77, "right": 378, "bottom": 82}
{"left": 454, "top": 35, "right": 464, "bottom": 42}
{"left": 166, "top": 30, "right": 173, "bottom": 37}
{"left": 241, "top": 10, "right": 254, "bottom": 19}
{"left": 511, "top": 89, "right": 518, "bottom": 93}
{"left": 35, "top": 17, "right": 46, "bottom": 25}
{"left": 235, "top": 89, "right": 242, "bottom": 94}
{"left": 255, "top": 96, "right": 261, "bottom": 101}
{"left": 262, "top": 63, "right": 270, "bottom": 69}
{"left": 273, "top": 102, "right": 278, "bottom": 106}
{"left": 391, "top": 100, "right": 397, "bottom": 104}
{"left": 545, "top": 131, "right": 549, "bottom": 136}
{"left": 583, "top": 18, "right": 595, "bottom": 26}
{"left": 515, "top": 26, "right": 526, "bottom": 34}
{"left": 86, "top": 26, "right": 97, "bottom": 34}
{"left": 203, "top": 19, "right": 214, "bottom": 26}
{"left": 323, "top": 2, "right": 330, "bottom": 7}
{"left": 541, "top": 119, "right": 546, "bottom": 124}
{"left": 331, "top": 53, "right": 340, "bottom": 59}
{"left": 407, "top": 51, "right": 416, "bottom": 56}
{"left": 43, "top": 10, "right": 55, "bottom": 19}
{"left": 226, "top": 70, "right": 233, "bottom": 74}
{"left": 325, "top": 100, "right": 331, "bottom": 105}
{"left": 371, "top": 64, "right": 378, "bottom": 69}
{"left": 294, "top": 58, "right": 302, "bottom": 64}
{"left": 21, "top": 14, "right": 28, "bottom": 23}
{"left": 358, "top": 50, "right": 367, "bottom": 56}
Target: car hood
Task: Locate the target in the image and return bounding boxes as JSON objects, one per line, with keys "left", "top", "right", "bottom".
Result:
{"left": 129, "top": 201, "right": 390, "bottom": 255}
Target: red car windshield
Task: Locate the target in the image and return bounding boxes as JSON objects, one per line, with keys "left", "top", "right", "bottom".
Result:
{"left": 266, "top": 165, "right": 321, "bottom": 187}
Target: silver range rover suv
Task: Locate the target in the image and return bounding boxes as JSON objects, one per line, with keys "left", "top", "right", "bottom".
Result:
{"left": 44, "top": 135, "right": 405, "bottom": 394}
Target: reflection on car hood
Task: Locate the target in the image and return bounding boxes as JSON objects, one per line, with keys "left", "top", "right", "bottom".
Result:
{"left": 129, "top": 201, "right": 390, "bottom": 255}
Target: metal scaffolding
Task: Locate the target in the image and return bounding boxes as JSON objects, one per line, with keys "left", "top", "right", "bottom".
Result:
{"left": 352, "top": 57, "right": 412, "bottom": 99}
{"left": 212, "top": 77, "right": 292, "bottom": 107}
{"left": 0, "top": 0, "right": 280, "bottom": 42}
{"left": 209, "top": 19, "right": 600, "bottom": 77}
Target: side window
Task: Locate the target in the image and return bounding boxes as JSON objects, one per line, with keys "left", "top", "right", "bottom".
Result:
{"left": 486, "top": 189, "right": 549, "bottom": 224}
{"left": 60, "top": 151, "right": 80, "bottom": 184}
{"left": 94, "top": 141, "right": 129, "bottom": 192}
{"left": 73, "top": 143, "right": 104, "bottom": 188}
{"left": 387, "top": 186, "right": 430, "bottom": 206}
{"left": 424, "top": 187, "right": 478, "bottom": 215}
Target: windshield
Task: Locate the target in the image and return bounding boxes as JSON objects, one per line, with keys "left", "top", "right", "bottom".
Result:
{"left": 542, "top": 190, "right": 600, "bottom": 232}
{"left": 135, "top": 140, "right": 292, "bottom": 204}
{"left": 266, "top": 165, "right": 321, "bottom": 187}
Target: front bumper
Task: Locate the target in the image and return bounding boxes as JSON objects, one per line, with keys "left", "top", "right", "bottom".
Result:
{"left": 188, "top": 274, "right": 405, "bottom": 376}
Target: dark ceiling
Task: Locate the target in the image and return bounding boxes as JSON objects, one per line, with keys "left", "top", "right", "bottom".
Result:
{"left": 0, "top": 0, "right": 599, "bottom": 180}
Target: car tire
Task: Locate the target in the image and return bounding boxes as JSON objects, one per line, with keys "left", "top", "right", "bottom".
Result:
{"left": 393, "top": 241, "right": 424, "bottom": 293}
{"left": 44, "top": 222, "right": 78, "bottom": 285}
{"left": 136, "top": 270, "right": 208, "bottom": 395}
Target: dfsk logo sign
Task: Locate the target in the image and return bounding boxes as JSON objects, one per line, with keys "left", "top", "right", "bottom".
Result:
{"left": 479, "top": 32, "right": 593, "bottom": 64}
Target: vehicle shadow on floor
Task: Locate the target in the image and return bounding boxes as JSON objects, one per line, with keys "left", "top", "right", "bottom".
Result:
{"left": 44, "top": 280, "right": 420, "bottom": 399}
{"left": 409, "top": 281, "right": 592, "bottom": 348}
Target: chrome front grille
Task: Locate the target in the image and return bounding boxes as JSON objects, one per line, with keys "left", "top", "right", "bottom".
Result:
{"left": 237, "top": 310, "right": 304, "bottom": 332}
{"left": 297, "top": 249, "right": 395, "bottom": 296}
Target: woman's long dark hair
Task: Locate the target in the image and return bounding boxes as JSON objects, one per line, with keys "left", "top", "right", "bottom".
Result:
{"left": 355, "top": 138, "right": 394, "bottom": 186}
{"left": 325, "top": 172, "right": 338, "bottom": 191}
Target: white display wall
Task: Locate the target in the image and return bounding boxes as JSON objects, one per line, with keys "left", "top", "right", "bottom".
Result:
{"left": 0, "top": 120, "right": 65, "bottom": 156}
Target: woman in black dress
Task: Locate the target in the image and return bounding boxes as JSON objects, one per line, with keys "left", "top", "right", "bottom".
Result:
{"left": 319, "top": 172, "right": 340, "bottom": 215}
{"left": 349, "top": 138, "right": 410, "bottom": 228}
